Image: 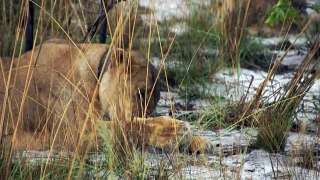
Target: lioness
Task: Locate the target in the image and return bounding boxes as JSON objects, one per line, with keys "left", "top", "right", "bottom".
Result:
{"left": 0, "top": 39, "right": 210, "bottom": 153}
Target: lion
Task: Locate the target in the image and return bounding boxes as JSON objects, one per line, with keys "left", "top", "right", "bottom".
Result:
{"left": 0, "top": 39, "right": 210, "bottom": 154}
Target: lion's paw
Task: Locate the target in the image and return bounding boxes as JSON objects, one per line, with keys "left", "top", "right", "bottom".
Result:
{"left": 185, "top": 136, "right": 214, "bottom": 154}
{"left": 144, "top": 116, "right": 213, "bottom": 154}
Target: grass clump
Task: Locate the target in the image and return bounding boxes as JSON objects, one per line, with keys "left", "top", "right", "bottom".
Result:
{"left": 254, "top": 34, "right": 320, "bottom": 153}
{"left": 0, "top": 154, "right": 109, "bottom": 179}
{"left": 255, "top": 104, "right": 294, "bottom": 152}
{"left": 155, "top": 1, "right": 271, "bottom": 102}
{"left": 148, "top": 4, "right": 222, "bottom": 101}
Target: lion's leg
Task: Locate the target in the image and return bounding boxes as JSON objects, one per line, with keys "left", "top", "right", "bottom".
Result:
{"left": 4, "top": 117, "right": 211, "bottom": 154}
{"left": 133, "top": 116, "right": 190, "bottom": 152}
{"left": 96, "top": 116, "right": 212, "bottom": 153}
{"left": 4, "top": 122, "right": 108, "bottom": 153}
{"left": 2, "top": 129, "right": 51, "bottom": 151}
{"left": 134, "top": 116, "right": 212, "bottom": 153}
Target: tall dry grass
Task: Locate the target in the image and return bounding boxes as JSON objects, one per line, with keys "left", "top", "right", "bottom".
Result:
{"left": 0, "top": 0, "right": 149, "bottom": 178}
{"left": 217, "top": 0, "right": 252, "bottom": 70}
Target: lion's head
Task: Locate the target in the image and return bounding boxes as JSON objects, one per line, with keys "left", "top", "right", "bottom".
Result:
{"left": 98, "top": 48, "right": 160, "bottom": 119}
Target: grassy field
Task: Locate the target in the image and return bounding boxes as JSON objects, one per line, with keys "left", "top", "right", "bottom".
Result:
{"left": 1, "top": 0, "right": 320, "bottom": 179}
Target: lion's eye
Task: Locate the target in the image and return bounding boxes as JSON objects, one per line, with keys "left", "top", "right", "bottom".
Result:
{"left": 137, "top": 88, "right": 146, "bottom": 100}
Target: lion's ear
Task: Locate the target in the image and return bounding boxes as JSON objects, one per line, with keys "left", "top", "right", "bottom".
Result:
{"left": 109, "top": 48, "right": 129, "bottom": 68}
{"left": 98, "top": 48, "right": 128, "bottom": 77}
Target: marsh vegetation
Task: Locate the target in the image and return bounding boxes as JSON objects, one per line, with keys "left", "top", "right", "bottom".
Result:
{"left": 1, "top": 0, "right": 320, "bottom": 179}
